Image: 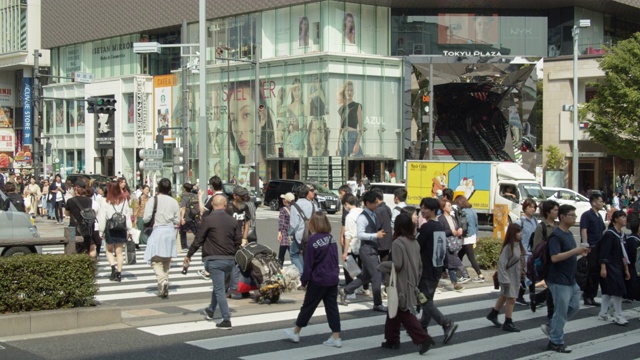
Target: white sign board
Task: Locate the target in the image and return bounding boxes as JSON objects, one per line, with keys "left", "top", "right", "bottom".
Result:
{"left": 139, "top": 149, "right": 164, "bottom": 159}
{"left": 139, "top": 160, "right": 163, "bottom": 171}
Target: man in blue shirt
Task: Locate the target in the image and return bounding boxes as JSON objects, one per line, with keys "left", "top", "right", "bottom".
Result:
{"left": 544, "top": 205, "right": 591, "bottom": 353}
{"left": 339, "top": 191, "right": 387, "bottom": 312}
{"left": 579, "top": 193, "right": 605, "bottom": 306}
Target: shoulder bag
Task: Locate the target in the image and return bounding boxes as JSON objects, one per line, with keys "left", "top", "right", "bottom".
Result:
{"left": 143, "top": 195, "right": 158, "bottom": 236}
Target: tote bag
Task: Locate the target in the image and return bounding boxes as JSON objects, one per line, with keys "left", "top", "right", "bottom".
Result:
{"left": 387, "top": 266, "right": 399, "bottom": 318}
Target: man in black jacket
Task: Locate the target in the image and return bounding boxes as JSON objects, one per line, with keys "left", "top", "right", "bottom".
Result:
{"left": 417, "top": 197, "right": 458, "bottom": 344}
{"left": 184, "top": 194, "right": 241, "bottom": 330}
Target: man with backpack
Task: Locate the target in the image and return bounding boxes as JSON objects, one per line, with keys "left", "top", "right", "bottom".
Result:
{"left": 339, "top": 191, "right": 387, "bottom": 313}
{"left": 179, "top": 183, "right": 200, "bottom": 251}
{"left": 543, "top": 205, "right": 591, "bottom": 353}
{"left": 528, "top": 200, "right": 558, "bottom": 320}
{"left": 289, "top": 184, "right": 317, "bottom": 275}
{"left": 390, "top": 187, "right": 407, "bottom": 229}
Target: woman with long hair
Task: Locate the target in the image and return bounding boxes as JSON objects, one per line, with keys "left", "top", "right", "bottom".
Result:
{"left": 299, "top": 16, "right": 309, "bottom": 47}
{"left": 455, "top": 195, "right": 484, "bottom": 282}
{"left": 40, "top": 179, "right": 50, "bottom": 217}
{"left": 306, "top": 116, "right": 329, "bottom": 156}
{"left": 229, "top": 81, "right": 275, "bottom": 169}
{"left": 284, "top": 211, "right": 342, "bottom": 348}
{"left": 486, "top": 223, "right": 525, "bottom": 332}
{"left": 286, "top": 78, "right": 305, "bottom": 157}
{"left": 343, "top": 13, "right": 355, "bottom": 44}
{"left": 379, "top": 213, "right": 435, "bottom": 355}
{"left": 118, "top": 177, "right": 131, "bottom": 201}
{"left": 336, "top": 80, "right": 363, "bottom": 157}
{"left": 598, "top": 210, "right": 630, "bottom": 325}
{"left": 98, "top": 181, "right": 132, "bottom": 282}
{"left": 23, "top": 176, "right": 41, "bottom": 219}
{"left": 437, "top": 199, "right": 465, "bottom": 291}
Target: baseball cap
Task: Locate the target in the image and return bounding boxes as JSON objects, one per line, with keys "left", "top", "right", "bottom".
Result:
{"left": 233, "top": 186, "right": 249, "bottom": 196}
{"left": 280, "top": 192, "right": 295, "bottom": 202}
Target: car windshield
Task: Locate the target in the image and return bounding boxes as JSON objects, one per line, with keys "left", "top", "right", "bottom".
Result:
{"left": 312, "top": 183, "right": 331, "bottom": 193}
{"left": 519, "top": 183, "right": 546, "bottom": 200}
{"left": 543, "top": 190, "right": 556, "bottom": 198}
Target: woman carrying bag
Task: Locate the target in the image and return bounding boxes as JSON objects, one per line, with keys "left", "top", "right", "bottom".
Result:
{"left": 486, "top": 223, "right": 525, "bottom": 332}
{"left": 379, "top": 213, "right": 435, "bottom": 355}
{"left": 133, "top": 185, "right": 150, "bottom": 244}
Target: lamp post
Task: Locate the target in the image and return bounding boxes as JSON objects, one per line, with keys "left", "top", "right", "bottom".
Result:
{"left": 571, "top": 19, "right": 590, "bottom": 193}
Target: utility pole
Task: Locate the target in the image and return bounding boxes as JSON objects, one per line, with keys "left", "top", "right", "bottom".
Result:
{"left": 32, "top": 50, "right": 41, "bottom": 180}
{"left": 181, "top": 20, "right": 189, "bottom": 186}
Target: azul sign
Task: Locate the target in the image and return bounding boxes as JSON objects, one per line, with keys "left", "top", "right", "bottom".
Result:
{"left": 23, "top": 78, "right": 32, "bottom": 147}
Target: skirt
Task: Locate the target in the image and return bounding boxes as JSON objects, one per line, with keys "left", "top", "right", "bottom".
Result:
{"left": 105, "top": 229, "right": 127, "bottom": 245}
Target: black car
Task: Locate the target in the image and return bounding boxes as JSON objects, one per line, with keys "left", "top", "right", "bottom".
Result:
{"left": 263, "top": 180, "right": 340, "bottom": 214}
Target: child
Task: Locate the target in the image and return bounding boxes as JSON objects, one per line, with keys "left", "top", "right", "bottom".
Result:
{"left": 486, "top": 223, "right": 525, "bottom": 332}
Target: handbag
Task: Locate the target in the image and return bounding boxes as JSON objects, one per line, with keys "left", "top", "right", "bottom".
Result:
{"left": 493, "top": 255, "right": 520, "bottom": 290}
{"left": 446, "top": 236, "right": 462, "bottom": 253}
{"left": 387, "top": 265, "right": 399, "bottom": 319}
{"left": 129, "top": 227, "right": 141, "bottom": 245}
{"left": 143, "top": 195, "right": 158, "bottom": 236}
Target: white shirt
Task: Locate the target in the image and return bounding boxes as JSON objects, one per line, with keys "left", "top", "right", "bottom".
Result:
{"left": 612, "top": 196, "right": 620, "bottom": 210}
{"left": 344, "top": 207, "right": 363, "bottom": 254}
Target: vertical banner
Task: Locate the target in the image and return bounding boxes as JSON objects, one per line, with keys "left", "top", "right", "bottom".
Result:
{"left": 134, "top": 77, "right": 147, "bottom": 149}
{"left": 23, "top": 78, "right": 33, "bottom": 162}
{"left": 153, "top": 74, "right": 177, "bottom": 143}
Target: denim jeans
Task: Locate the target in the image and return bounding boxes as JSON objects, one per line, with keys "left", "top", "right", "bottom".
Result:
{"left": 548, "top": 282, "right": 582, "bottom": 345}
{"left": 290, "top": 239, "right": 304, "bottom": 275}
{"left": 340, "top": 131, "right": 363, "bottom": 157}
{"left": 205, "top": 258, "right": 235, "bottom": 322}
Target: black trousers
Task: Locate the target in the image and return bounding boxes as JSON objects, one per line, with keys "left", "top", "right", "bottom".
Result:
{"left": 296, "top": 282, "right": 341, "bottom": 332}
{"left": 584, "top": 246, "right": 600, "bottom": 299}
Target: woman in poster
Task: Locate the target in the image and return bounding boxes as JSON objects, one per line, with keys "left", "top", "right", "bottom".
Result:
{"left": 336, "top": 80, "right": 363, "bottom": 157}
{"left": 307, "top": 117, "right": 329, "bottom": 157}
{"left": 472, "top": 15, "right": 497, "bottom": 44}
{"left": 299, "top": 16, "right": 310, "bottom": 47}
{"left": 306, "top": 76, "right": 326, "bottom": 118}
{"left": 286, "top": 78, "right": 305, "bottom": 157}
{"left": 229, "top": 81, "right": 275, "bottom": 173}
{"left": 344, "top": 13, "right": 356, "bottom": 44}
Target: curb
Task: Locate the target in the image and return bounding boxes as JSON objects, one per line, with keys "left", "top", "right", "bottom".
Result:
{"left": 0, "top": 306, "right": 121, "bottom": 337}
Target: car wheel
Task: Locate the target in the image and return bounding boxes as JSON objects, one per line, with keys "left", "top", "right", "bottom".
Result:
{"left": 269, "top": 199, "right": 279, "bottom": 211}
{"left": 3, "top": 246, "right": 34, "bottom": 257}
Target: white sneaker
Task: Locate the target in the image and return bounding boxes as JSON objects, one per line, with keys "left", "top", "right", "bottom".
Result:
{"left": 472, "top": 276, "right": 486, "bottom": 283}
{"left": 613, "top": 315, "right": 628, "bottom": 326}
{"left": 323, "top": 336, "right": 342, "bottom": 348}
{"left": 283, "top": 329, "right": 300, "bottom": 343}
{"left": 346, "top": 293, "right": 357, "bottom": 300}
{"left": 458, "top": 277, "right": 471, "bottom": 284}
{"left": 597, "top": 314, "right": 612, "bottom": 322}
{"left": 197, "top": 269, "right": 210, "bottom": 280}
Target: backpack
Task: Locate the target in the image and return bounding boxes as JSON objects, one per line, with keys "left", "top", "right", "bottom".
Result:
{"left": 185, "top": 193, "right": 200, "bottom": 221}
{"left": 77, "top": 206, "right": 97, "bottom": 237}
{"left": 526, "top": 224, "right": 550, "bottom": 284}
{"left": 576, "top": 256, "right": 589, "bottom": 291}
{"left": 107, "top": 203, "right": 127, "bottom": 231}
{"left": 292, "top": 202, "right": 314, "bottom": 252}
{"left": 456, "top": 208, "right": 469, "bottom": 237}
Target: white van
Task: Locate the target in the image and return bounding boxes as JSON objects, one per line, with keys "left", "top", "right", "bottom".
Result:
{"left": 368, "top": 183, "right": 405, "bottom": 205}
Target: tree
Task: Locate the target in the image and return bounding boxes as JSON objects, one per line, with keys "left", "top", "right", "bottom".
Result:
{"left": 582, "top": 32, "right": 640, "bottom": 159}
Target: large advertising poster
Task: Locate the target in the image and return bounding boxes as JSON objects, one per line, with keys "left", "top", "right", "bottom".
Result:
{"left": 0, "top": 83, "right": 15, "bottom": 108}
{"left": 438, "top": 13, "right": 499, "bottom": 45}
{"left": 406, "top": 161, "right": 491, "bottom": 210}
{"left": 209, "top": 71, "right": 399, "bottom": 181}
{"left": 154, "top": 75, "right": 177, "bottom": 142}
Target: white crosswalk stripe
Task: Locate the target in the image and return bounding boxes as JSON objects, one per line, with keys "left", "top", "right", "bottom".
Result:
{"left": 133, "top": 286, "right": 640, "bottom": 360}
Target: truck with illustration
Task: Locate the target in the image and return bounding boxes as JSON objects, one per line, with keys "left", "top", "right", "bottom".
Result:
{"left": 405, "top": 160, "right": 546, "bottom": 225}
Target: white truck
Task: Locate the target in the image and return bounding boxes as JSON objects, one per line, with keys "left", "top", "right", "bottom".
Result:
{"left": 405, "top": 160, "right": 546, "bottom": 225}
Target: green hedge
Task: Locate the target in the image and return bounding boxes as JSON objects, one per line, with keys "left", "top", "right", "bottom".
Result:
{"left": 475, "top": 237, "right": 503, "bottom": 270}
{"left": 0, "top": 254, "right": 98, "bottom": 313}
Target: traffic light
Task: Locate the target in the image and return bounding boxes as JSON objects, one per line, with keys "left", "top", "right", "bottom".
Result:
{"left": 95, "top": 97, "right": 117, "bottom": 114}
{"left": 173, "top": 147, "right": 185, "bottom": 173}
{"left": 422, "top": 94, "right": 430, "bottom": 115}
{"left": 45, "top": 142, "right": 52, "bottom": 156}
{"left": 86, "top": 97, "right": 116, "bottom": 114}
{"left": 86, "top": 98, "right": 96, "bottom": 113}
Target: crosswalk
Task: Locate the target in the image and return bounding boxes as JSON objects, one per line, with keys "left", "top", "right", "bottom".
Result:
{"left": 129, "top": 286, "right": 640, "bottom": 359}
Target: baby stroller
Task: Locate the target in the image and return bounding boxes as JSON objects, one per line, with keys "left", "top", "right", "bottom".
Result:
{"left": 236, "top": 243, "right": 287, "bottom": 303}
